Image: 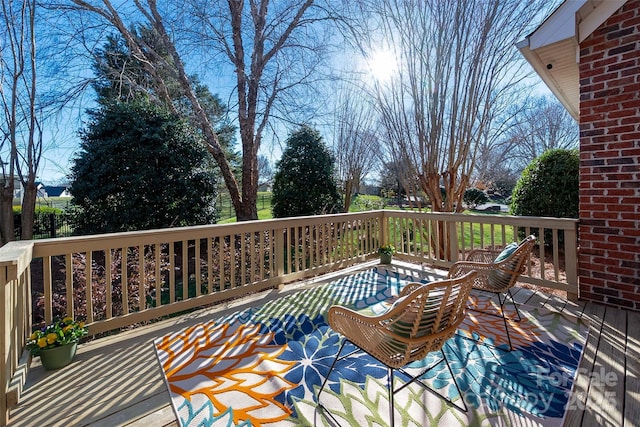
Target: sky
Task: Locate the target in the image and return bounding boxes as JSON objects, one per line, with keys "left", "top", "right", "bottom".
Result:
{"left": 34, "top": 15, "right": 372, "bottom": 184}
{"left": 32, "top": 1, "right": 556, "bottom": 186}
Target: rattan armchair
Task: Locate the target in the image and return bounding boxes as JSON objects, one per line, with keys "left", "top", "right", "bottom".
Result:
{"left": 448, "top": 235, "right": 537, "bottom": 350}
{"left": 317, "top": 270, "right": 477, "bottom": 426}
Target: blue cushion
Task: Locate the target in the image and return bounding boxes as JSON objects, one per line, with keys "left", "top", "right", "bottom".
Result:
{"left": 494, "top": 242, "right": 518, "bottom": 263}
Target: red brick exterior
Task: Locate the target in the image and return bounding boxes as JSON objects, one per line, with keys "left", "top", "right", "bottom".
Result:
{"left": 579, "top": 0, "right": 640, "bottom": 310}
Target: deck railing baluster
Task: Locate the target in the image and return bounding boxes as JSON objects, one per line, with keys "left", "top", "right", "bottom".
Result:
{"left": 0, "top": 210, "right": 580, "bottom": 425}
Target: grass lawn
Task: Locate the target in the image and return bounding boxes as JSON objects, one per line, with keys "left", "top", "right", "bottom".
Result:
{"left": 217, "top": 194, "right": 517, "bottom": 249}
{"left": 217, "top": 192, "right": 272, "bottom": 223}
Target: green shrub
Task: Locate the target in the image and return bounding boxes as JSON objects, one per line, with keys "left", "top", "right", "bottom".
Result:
{"left": 36, "top": 206, "right": 63, "bottom": 215}
{"left": 510, "top": 148, "right": 579, "bottom": 244}
{"left": 70, "top": 101, "right": 218, "bottom": 234}
{"left": 464, "top": 188, "right": 489, "bottom": 208}
{"left": 11, "top": 206, "right": 62, "bottom": 214}
{"left": 272, "top": 125, "right": 341, "bottom": 218}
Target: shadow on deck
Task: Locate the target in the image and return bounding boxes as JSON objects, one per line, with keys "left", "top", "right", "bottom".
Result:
{"left": 7, "top": 261, "right": 640, "bottom": 427}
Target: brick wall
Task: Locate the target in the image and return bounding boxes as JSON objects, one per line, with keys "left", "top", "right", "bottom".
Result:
{"left": 579, "top": 0, "right": 640, "bottom": 310}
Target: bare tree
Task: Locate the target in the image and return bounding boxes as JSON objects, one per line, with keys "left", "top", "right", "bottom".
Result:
{"left": 0, "top": 0, "right": 43, "bottom": 243}
{"left": 346, "top": 0, "right": 547, "bottom": 256}
{"left": 257, "top": 154, "right": 272, "bottom": 187}
{"left": 61, "top": 0, "right": 330, "bottom": 221}
{"left": 355, "top": 0, "right": 546, "bottom": 215}
{"left": 503, "top": 95, "right": 578, "bottom": 171}
{"left": 473, "top": 95, "right": 577, "bottom": 197}
{"left": 332, "top": 89, "right": 379, "bottom": 211}
{"left": 379, "top": 157, "right": 421, "bottom": 208}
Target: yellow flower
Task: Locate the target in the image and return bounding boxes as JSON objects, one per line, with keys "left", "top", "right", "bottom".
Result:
{"left": 46, "top": 333, "right": 58, "bottom": 345}
{"left": 37, "top": 337, "right": 47, "bottom": 348}
{"left": 63, "top": 325, "right": 72, "bottom": 334}
{"left": 30, "top": 332, "right": 38, "bottom": 340}
{"left": 79, "top": 322, "right": 85, "bottom": 329}
{"left": 63, "top": 317, "right": 73, "bottom": 324}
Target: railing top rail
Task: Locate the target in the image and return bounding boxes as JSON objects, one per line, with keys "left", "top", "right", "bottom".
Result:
{"left": 0, "top": 241, "right": 34, "bottom": 280}
{"left": 22, "top": 209, "right": 579, "bottom": 257}
{"left": 29, "top": 211, "right": 382, "bottom": 256}
{"left": 382, "top": 210, "right": 578, "bottom": 229}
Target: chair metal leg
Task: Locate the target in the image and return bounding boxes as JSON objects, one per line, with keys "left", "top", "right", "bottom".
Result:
{"left": 442, "top": 345, "right": 468, "bottom": 413}
{"left": 506, "top": 289, "right": 522, "bottom": 322}
{"left": 497, "top": 289, "right": 522, "bottom": 351}
{"left": 317, "top": 339, "right": 347, "bottom": 399}
{"left": 469, "top": 289, "right": 523, "bottom": 351}
{"left": 319, "top": 339, "right": 468, "bottom": 425}
{"left": 500, "top": 299, "right": 514, "bottom": 351}
{"left": 388, "top": 367, "right": 395, "bottom": 427}
{"left": 396, "top": 348, "right": 467, "bottom": 413}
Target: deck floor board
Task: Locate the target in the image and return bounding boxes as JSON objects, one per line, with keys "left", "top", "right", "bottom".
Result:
{"left": 580, "top": 306, "right": 627, "bottom": 427}
{"left": 6, "top": 263, "right": 636, "bottom": 427}
{"left": 625, "top": 310, "right": 640, "bottom": 427}
{"left": 564, "top": 302, "right": 606, "bottom": 427}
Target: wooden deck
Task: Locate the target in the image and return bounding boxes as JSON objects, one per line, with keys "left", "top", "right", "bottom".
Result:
{"left": 7, "top": 261, "right": 639, "bottom": 427}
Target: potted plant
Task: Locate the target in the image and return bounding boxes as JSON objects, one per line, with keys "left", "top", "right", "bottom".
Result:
{"left": 378, "top": 244, "right": 396, "bottom": 264}
{"left": 27, "top": 317, "right": 88, "bottom": 370}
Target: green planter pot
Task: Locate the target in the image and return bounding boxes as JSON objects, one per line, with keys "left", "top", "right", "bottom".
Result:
{"left": 379, "top": 253, "right": 393, "bottom": 264}
{"left": 39, "top": 341, "right": 78, "bottom": 370}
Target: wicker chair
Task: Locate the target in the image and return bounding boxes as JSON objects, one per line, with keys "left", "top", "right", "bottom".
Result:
{"left": 317, "top": 270, "right": 477, "bottom": 426}
{"left": 448, "top": 235, "right": 537, "bottom": 350}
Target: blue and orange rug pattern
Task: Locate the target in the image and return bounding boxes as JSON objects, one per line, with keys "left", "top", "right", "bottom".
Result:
{"left": 154, "top": 268, "right": 589, "bottom": 426}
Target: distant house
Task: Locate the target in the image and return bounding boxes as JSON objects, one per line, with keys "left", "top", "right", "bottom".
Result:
{"left": 36, "top": 183, "right": 47, "bottom": 198}
{"left": 359, "top": 184, "right": 382, "bottom": 196}
{"left": 518, "top": 0, "right": 639, "bottom": 311}
{"left": 44, "top": 186, "right": 72, "bottom": 198}
{"left": 37, "top": 184, "right": 72, "bottom": 198}
{"left": 257, "top": 181, "right": 272, "bottom": 192}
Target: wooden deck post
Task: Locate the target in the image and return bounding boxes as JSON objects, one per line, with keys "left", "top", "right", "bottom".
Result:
{"left": 1, "top": 265, "right": 8, "bottom": 427}
{"left": 448, "top": 220, "right": 459, "bottom": 263}
{"left": 0, "top": 241, "right": 35, "bottom": 427}
{"left": 564, "top": 224, "right": 579, "bottom": 301}
{"left": 274, "top": 227, "right": 286, "bottom": 289}
{"left": 379, "top": 210, "right": 388, "bottom": 248}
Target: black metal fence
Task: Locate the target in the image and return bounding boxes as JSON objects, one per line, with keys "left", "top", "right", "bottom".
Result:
{"left": 214, "top": 193, "right": 272, "bottom": 221}
{"left": 14, "top": 211, "right": 73, "bottom": 240}
{"left": 15, "top": 193, "right": 273, "bottom": 239}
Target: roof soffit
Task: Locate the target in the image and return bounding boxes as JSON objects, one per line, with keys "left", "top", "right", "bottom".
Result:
{"left": 517, "top": 0, "right": 628, "bottom": 120}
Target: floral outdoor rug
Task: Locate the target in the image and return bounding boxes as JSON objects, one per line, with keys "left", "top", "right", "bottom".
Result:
{"left": 153, "top": 267, "right": 589, "bottom": 427}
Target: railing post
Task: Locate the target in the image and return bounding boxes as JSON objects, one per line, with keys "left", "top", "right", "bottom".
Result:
{"left": 274, "top": 227, "right": 286, "bottom": 289}
{"left": 448, "top": 221, "right": 459, "bottom": 263}
{"left": 564, "top": 224, "right": 579, "bottom": 301}
{"left": 379, "top": 210, "right": 388, "bottom": 248}
{"left": 0, "top": 241, "right": 34, "bottom": 427}
{"left": 1, "top": 265, "right": 8, "bottom": 426}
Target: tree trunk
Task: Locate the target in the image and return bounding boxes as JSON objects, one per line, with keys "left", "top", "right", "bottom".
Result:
{"left": 237, "top": 178, "right": 258, "bottom": 221}
{"left": 20, "top": 180, "right": 37, "bottom": 240}
{"left": 343, "top": 180, "right": 355, "bottom": 213}
{"left": 420, "top": 173, "right": 451, "bottom": 260}
{"left": 0, "top": 186, "right": 16, "bottom": 245}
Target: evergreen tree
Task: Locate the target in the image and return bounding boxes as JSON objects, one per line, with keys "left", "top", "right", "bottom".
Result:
{"left": 463, "top": 188, "right": 489, "bottom": 209}
{"left": 272, "top": 126, "right": 341, "bottom": 218}
{"left": 91, "top": 29, "right": 241, "bottom": 174}
{"left": 70, "top": 101, "right": 218, "bottom": 234}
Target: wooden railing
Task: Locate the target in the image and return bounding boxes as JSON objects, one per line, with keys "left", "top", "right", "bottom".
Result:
{"left": 0, "top": 210, "right": 578, "bottom": 425}
{"left": 0, "top": 241, "right": 33, "bottom": 426}
{"left": 383, "top": 211, "right": 579, "bottom": 295}
{"left": 26, "top": 211, "right": 382, "bottom": 336}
